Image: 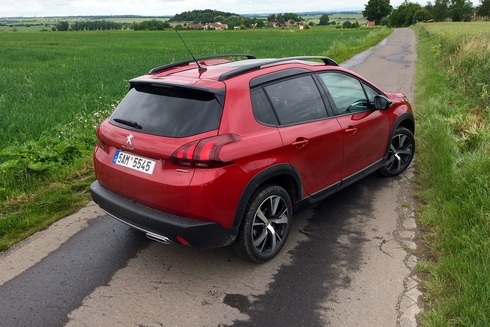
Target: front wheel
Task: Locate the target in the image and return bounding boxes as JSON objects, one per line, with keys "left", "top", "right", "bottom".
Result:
{"left": 233, "top": 185, "right": 292, "bottom": 263}
{"left": 379, "top": 127, "right": 415, "bottom": 177}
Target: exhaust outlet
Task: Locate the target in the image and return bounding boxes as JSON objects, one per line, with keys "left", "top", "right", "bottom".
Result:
{"left": 146, "top": 232, "right": 173, "bottom": 244}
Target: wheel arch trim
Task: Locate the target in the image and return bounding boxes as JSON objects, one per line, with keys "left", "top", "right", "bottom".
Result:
{"left": 232, "top": 164, "right": 302, "bottom": 230}
{"left": 384, "top": 112, "right": 415, "bottom": 156}
{"left": 393, "top": 112, "right": 415, "bottom": 135}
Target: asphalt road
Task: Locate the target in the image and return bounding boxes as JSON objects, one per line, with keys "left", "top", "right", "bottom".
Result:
{"left": 0, "top": 28, "right": 422, "bottom": 327}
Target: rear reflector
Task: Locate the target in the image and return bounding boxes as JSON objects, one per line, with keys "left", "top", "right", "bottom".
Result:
{"left": 176, "top": 236, "right": 191, "bottom": 246}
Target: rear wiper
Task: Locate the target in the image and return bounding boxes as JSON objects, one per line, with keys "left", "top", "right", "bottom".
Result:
{"left": 113, "top": 118, "right": 142, "bottom": 129}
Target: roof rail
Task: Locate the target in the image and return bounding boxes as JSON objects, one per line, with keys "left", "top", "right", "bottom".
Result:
{"left": 149, "top": 54, "right": 257, "bottom": 74}
{"left": 218, "top": 56, "right": 338, "bottom": 81}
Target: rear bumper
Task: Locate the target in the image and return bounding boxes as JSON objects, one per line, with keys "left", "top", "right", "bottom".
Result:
{"left": 90, "top": 181, "right": 237, "bottom": 249}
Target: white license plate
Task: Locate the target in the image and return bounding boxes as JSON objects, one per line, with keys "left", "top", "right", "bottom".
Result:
{"left": 113, "top": 150, "right": 156, "bottom": 175}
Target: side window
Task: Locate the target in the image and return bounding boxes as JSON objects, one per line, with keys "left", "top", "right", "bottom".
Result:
{"left": 251, "top": 88, "right": 278, "bottom": 125}
{"left": 319, "top": 72, "right": 371, "bottom": 115}
{"left": 263, "top": 75, "right": 327, "bottom": 125}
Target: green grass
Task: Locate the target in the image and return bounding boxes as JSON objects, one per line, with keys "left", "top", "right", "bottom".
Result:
{"left": 0, "top": 27, "right": 392, "bottom": 250}
{"left": 0, "top": 158, "right": 94, "bottom": 249}
{"left": 414, "top": 22, "right": 490, "bottom": 326}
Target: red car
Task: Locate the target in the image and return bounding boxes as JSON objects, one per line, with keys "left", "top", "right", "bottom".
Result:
{"left": 90, "top": 54, "right": 414, "bottom": 262}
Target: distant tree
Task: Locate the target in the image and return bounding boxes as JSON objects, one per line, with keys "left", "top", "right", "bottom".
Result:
{"left": 415, "top": 8, "right": 432, "bottom": 21}
{"left": 170, "top": 9, "right": 235, "bottom": 23}
{"left": 256, "top": 19, "right": 266, "bottom": 28}
{"left": 133, "top": 20, "right": 170, "bottom": 31}
{"left": 341, "top": 20, "right": 360, "bottom": 28}
{"left": 283, "top": 12, "right": 302, "bottom": 22}
{"left": 71, "top": 20, "right": 105, "bottom": 31}
{"left": 389, "top": 1, "right": 423, "bottom": 27}
{"left": 224, "top": 15, "right": 243, "bottom": 29}
{"left": 267, "top": 13, "right": 287, "bottom": 24}
{"left": 243, "top": 17, "right": 265, "bottom": 29}
{"left": 363, "top": 0, "right": 393, "bottom": 25}
{"left": 425, "top": 1, "right": 434, "bottom": 14}
{"left": 201, "top": 12, "right": 215, "bottom": 24}
{"left": 342, "top": 20, "right": 352, "bottom": 28}
{"left": 319, "top": 14, "right": 330, "bottom": 25}
{"left": 478, "top": 0, "right": 490, "bottom": 16}
{"left": 432, "top": 0, "right": 450, "bottom": 21}
{"left": 56, "top": 21, "right": 69, "bottom": 31}
{"left": 449, "top": 0, "right": 474, "bottom": 21}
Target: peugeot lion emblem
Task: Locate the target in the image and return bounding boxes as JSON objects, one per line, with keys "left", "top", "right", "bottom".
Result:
{"left": 126, "top": 134, "right": 134, "bottom": 145}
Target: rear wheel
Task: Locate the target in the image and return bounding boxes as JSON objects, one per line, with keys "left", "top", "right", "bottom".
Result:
{"left": 379, "top": 127, "right": 415, "bottom": 177}
{"left": 233, "top": 185, "right": 292, "bottom": 263}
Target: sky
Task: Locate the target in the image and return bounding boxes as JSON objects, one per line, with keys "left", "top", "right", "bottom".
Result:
{"left": 1, "top": 0, "right": 429, "bottom": 18}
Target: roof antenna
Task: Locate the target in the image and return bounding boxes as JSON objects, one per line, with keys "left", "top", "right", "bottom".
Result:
{"left": 174, "top": 28, "right": 207, "bottom": 73}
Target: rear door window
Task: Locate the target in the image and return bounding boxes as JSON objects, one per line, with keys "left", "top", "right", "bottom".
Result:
{"left": 110, "top": 85, "right": 223, "bottom": 138}
{"left": 264, "top": 75, "right": 327, "bottom": 125}
{"left": 251, "top": 75, "right": 329, "bottom": 127}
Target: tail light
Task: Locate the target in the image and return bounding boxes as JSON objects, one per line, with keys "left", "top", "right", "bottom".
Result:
{"left": 171, "top": 134, "right": 240, "bottom": 168}
{"left": 95, "top": 120, "right": 108, "bottom": 152}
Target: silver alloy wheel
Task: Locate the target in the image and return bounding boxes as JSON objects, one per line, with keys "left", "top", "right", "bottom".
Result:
{"left": 384, "top": 129, "right": 414, "bottom": 174}
{"left": 251, "top": 194, "right": 289, "bottom": 255}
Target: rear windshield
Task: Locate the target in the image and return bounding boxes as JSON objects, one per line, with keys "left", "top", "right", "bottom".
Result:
{"left": 109, "top": 85, "right": 223, "bottom": 138}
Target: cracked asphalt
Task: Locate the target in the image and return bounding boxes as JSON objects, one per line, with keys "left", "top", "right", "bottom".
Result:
{"left": 0, "top": 28, "right": 422, "bottom": 327}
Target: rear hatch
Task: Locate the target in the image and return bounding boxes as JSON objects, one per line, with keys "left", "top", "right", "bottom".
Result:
{"left": 94, "top": 82, "right": 224, "bottom": 216}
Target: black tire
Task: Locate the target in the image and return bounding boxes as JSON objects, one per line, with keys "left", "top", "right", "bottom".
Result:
{"left": 379, "top": 127, "right": 415, "bottom": 177}
{"left": 233, "top": 185, "right": 292, "bottom": 263}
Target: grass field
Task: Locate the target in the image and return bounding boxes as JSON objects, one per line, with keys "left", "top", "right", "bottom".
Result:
{"left": 414, "top": 22, "right": 490, "bottom": 326}
{"left": 0, "top": 26, "right": 392, "bottom": 250}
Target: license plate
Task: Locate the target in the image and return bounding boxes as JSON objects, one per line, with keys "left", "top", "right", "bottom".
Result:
{"left": 113, "top": 150, "right": 156, "bottom": 175}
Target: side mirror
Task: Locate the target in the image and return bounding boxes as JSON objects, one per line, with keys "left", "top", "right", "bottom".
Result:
{"left": 374, "top": 95, "right": 393, "bottom": 110}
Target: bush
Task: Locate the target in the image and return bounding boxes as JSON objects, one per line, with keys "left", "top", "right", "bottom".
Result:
{"left": 55, "top": 21, "right": 69, "bottom": 31}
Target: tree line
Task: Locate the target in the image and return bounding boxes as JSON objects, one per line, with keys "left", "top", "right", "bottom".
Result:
{"left": 170, "top": 9, "right": 266, "bottom": 29}
{"left": 54, "top": 19, "right": 173, "bottom": 31}
{"left": 169, "top": 9, "right": 235, "bottom": 23}
{"left": 266, "top": 13, "right": 303, "bottom": 24}
{"left": 364, "top": 0, "right": 490, "bottom": 27}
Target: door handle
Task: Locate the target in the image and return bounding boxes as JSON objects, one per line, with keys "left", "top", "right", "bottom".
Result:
{"left": 292, "top": 138, "right": 309, "bottom": 149}
{"left": 345, "top": 127, "right": 358, "bottom": 135}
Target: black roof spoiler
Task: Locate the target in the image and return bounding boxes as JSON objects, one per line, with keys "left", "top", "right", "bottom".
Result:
{"left": 149, "top": 54, "right": 256, "bottom": 74}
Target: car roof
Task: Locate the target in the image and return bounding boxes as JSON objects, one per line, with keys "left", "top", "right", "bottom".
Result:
{"left": 129, "top": 55, "right": 339, "bottom": 92}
